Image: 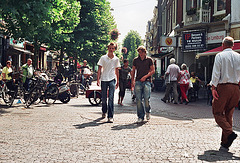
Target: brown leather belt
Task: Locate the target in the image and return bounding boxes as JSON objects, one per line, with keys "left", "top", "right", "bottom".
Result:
{"left": 219, "top": 83, "right": 239, "bottom": 86}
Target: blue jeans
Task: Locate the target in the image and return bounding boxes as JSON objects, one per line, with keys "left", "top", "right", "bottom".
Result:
{"left": 134, "top": 81, "right": 151, "bottom": 120}
{"left": 101, "top": 79, "right": 116, "bottom": 118}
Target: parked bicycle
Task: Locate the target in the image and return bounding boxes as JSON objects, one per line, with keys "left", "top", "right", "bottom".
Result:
{"left": 25, "top": 73, "right": 59, "bottom": 107}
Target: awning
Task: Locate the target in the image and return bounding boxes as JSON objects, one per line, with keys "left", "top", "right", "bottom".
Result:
{"left": 9, "top": 45, "right": 34, "bottom": 55}
{"left": 196, "top": 42, "right": 240, "bottom": 59}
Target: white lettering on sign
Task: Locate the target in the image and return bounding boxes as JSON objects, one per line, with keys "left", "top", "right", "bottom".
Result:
{"left": 207, "top": 31, "right": 226, "bottom": 44}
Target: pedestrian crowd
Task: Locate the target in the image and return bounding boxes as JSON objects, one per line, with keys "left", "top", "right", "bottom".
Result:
{"left": 1, "top": 36, "right": 240, "bottom": 151}
{"left": 96, "top": 36, "right": 240, "bottom": 151}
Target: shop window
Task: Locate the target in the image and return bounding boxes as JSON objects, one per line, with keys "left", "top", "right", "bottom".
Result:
{"left": 214, "top": 0, "right": 226, "bottom": 16}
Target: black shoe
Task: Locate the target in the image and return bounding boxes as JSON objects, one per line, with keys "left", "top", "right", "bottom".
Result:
{"left": 219, "top": 144, "right": 229, "bottom": 151}
{"left": 185, "top": 101, "right": 189, "bottom": 105}
{"left": 161, "top": 98, "right": 166, "bottom": 103}
{"left": 225, "top": 132, "right": 238, "bottom": 148}
{"left": 173, "top": 102, "right": 178, "bottom": 104}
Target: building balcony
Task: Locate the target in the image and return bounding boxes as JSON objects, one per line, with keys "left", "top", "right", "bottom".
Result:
{"left": 185, "top": 8, "right": 210, "bottom": 26}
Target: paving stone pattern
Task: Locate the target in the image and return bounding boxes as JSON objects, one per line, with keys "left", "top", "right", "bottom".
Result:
{"left": 1, "top": 87, "right": 240, "bottom": 162}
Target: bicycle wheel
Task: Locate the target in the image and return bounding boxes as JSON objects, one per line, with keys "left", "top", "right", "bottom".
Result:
{"left": 44, "top": 85, "right": 59, "bottom": 104}
{"left": 79, "top": 83, "right": 85, "bottom": 95}
{"left": 88, "top": 91, "right": 102, "bottom": 106}
{"left": 2, "top": 84, "right": 15, "bottom": 107}
{"left": 25, "top": 87, "right": 42, "bottom": 107}
{"left": 70, "top": 83, "right": 79, "bottom": 97}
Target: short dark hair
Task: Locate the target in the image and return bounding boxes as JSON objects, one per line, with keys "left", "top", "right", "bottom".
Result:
{"left": 107, "top": 42, "right": 117, "bottom": 50}
{"left": 123, "top": 59, "right": 128, "bottom": 63}
{"left": 6, "top": 61, "right": 11, "bottom": 64}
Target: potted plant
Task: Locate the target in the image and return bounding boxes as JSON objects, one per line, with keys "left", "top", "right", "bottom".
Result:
{"left": 109, "top": 29, "right": 119, "bottom": 40}
{"left": 121, "top": 47, "right": 127, "bottom": 54}
{"left": 187, "top": 8, "right": 196, "bottom": 15}
{"left": 203, "top": 0, "right": 212, "bottom": 5}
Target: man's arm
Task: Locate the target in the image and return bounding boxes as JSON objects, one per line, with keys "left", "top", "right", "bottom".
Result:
{"left": 97, "top": 65, "right": 102, "bottom": 86}
{"left": 211, "top": 55, "right": 221, "bottom": 100}
{"left": 115, "top": 67, "right": 120, "bottom": 89}
{"left": 131, "top": 66, "right": 136, "bottom": 91}
{"left": 140, "top": 64, "right": 155, "bottom": 82}
{"left": 2, "top": 67, "right": 6, "bottom": 80}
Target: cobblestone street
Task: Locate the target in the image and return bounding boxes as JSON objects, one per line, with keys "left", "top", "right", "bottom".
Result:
{"left": 1, "top": 87, "right": 240, "bottom": 162}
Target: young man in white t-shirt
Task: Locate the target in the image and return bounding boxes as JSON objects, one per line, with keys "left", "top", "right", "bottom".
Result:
{"left": 97, "top": 42, "right": 121, "bottom": 123}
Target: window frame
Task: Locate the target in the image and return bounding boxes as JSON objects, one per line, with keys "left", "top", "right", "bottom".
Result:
{"left": 213, "top": 0, "right": 226, "bottom": 16}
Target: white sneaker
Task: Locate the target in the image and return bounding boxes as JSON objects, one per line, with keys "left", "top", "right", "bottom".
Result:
{"left": 108, "top": 118, "right": 113, "bottom": 123}
{"left": 137, "top": 118, "right": 143, "bottom": 123}
{"left": 146, "top": 113, "right": 150, "bottom": 120}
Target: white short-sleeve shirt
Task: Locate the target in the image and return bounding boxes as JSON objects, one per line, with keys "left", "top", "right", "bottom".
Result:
{"left": 97, "top": 54, "right": 121, "bottom": 81}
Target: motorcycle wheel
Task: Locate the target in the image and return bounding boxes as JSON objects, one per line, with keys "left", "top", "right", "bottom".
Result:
{"left": 59, "top": 92, "right": 71, "bottom": 103}
{"left": 44, "top": 85, "right": 59, "bottom": 104}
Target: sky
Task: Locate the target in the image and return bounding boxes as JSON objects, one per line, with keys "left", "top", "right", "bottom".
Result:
{"left": 108, "top": 0, "right": 157, "bottom": 44}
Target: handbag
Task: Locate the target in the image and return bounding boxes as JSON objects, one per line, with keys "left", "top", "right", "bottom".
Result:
{"left": 189, "top": 80, "right": 193, "bottom": 88}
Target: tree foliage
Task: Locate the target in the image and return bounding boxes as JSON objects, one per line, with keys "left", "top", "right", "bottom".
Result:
{"left": 0, "top": 0, "right": 81, "bottom": 67}
{"left": 73, "top": 0, "right": 116, "bottom": 68}
{"left": 122, "top": 30, "right": 142, "bottom": 66}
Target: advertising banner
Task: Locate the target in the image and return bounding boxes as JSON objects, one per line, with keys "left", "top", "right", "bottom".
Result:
{"left": 182, "top": 30, "right": 206, "bottom": 51}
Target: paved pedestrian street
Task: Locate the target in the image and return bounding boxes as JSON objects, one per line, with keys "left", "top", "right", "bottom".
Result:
{"left": 1, "top": 89, "right": 240, "bottom": 162}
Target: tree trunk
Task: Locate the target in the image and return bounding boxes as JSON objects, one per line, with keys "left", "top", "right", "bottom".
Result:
{"left": 33, "top": 40, "right": 40, "bottom": 69}
{"left": 59, "top": 45, "right": 64, "bottom": 73}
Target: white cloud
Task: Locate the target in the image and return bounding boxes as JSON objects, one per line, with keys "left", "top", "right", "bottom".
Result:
{"left": 108, "top": 0, "right": 157, "bottom": 43}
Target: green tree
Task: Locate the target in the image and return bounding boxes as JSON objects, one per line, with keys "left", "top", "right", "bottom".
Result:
{"left": 47, "top": 0, "right": 81, "bottom": 72}
{"left": 0, "top": 0, "right": 80, "bottom": 67}
{"left": 73, "top": 0, "right": 116, "bottom": 69}
{"left": 122, "top": 30, "right": 142, "bottom": 67}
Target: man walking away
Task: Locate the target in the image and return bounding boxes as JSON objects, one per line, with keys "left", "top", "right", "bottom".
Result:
{"left": 131, "top": 46, "right": 155, "bottom": 123}
{"left": 211, "top": 36, "right": 240, "bottom": 151}
{"left": 161, "top": 58, "right": 180, "bottom": 104}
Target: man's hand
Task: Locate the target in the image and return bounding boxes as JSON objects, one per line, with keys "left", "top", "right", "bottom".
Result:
{"left": 131, "top": 80, "right": 135, "bottom": 91}
{"left": 115, "top": 81, "right": 119, "bottom": 89}
{"left": 212, "top": 89, "right": 219, "bottom": 100}
{"left": 140, "top": 76, "right": 147, "bottom": 82}
{"left": 97, "top": 80, "right": 100, "bottom": 86}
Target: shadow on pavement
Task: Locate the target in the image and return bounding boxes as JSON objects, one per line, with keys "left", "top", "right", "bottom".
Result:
{"left": 69, "top": 104, "right": 99, "bottom": 108}
{"left": 198, "top": 150, "right": 240, "bottom": 162}
{"left": 73, "top": 117, "right": 106, "bottom": 129}
{"left": 0, "top": 108, "right": 11, "bottom": 115}
{"left": 111, "top": 121, "right": 147, "bottom": 130}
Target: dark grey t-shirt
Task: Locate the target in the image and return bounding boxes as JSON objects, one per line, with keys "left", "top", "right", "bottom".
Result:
{"left": 119, "top": 66, "right": 131, "bottom": 80}
{"left": 133, "top": 56, "right": 153, "bottom": 81}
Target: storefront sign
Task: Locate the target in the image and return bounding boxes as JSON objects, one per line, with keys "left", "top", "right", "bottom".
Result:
{"left": 182, "top": 31, "right": 206, "bottom": 51}
{"left": 207, "top": 31, "right": 225, "bottom": 44}
{"left": 160, "top": 36, "right": 177, "bottom": 47}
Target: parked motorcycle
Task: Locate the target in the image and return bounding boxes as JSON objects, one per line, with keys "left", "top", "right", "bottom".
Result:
{"left": 54, "top": 73, "right": 71, "bottom": 103}
{"left": 58, "top": 82, "right": 71, "bottom": 103}
{"left": 58, "top": 83, "right": 71, "bottom": 103}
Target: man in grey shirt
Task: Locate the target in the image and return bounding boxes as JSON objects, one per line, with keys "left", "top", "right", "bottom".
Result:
{"left": 161, "top": 58, "right": 180, "bottom": 104}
